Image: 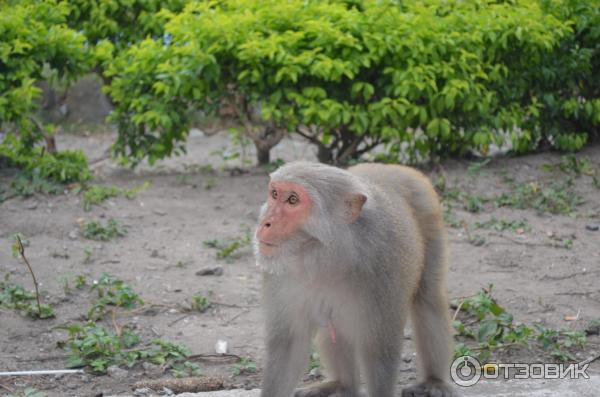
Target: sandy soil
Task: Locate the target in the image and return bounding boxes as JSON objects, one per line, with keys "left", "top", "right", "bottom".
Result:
{"left": 1, "top": 129, "right": 599, "bottom": 397}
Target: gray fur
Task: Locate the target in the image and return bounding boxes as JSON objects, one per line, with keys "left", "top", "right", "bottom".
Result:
{"left": 256, "top": 162, "right": 456, "bottom": 397}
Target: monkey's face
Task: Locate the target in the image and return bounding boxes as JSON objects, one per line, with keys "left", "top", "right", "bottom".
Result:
{"left": 255, "top": 180, "right": 313, "bottom": 256}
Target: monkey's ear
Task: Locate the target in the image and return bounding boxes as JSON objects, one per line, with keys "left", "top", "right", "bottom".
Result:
{"left": 344, "top": 193, "right": 367, "bottom": 223}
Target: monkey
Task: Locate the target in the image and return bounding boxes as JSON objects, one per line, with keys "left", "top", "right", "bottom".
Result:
{"left": 254, "top": 161, "right": 456, "bottom": 397}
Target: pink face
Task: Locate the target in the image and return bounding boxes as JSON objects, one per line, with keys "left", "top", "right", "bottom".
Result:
{"left": 256, "top": 181, "right": 313, "bottom": 256}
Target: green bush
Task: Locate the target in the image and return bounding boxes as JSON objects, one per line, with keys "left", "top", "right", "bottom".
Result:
{"left": 65, "top": 0, "right": 188, "bottom": 84}
{"left": 0, "top": 0, "right": 89, "bottom": 148}
{"left": 107, "top": 0, "right": 600, "bottom": 165}
{"left": 0, "top": 135, "right": 91, "bottom": 184}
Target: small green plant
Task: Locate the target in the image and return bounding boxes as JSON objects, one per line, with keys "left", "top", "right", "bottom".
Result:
{"left": 309, "top": 351, "right": 321, "bottom": 371}
{"left": 88, "top": 273, "right": 143, "bottom": 320}
{"left": 467, "top": 159, "right": 491, "bottom": 176}
{"left": 81, "top": 182, "right": 149, "bottom": 210}
{"left": 183, "top": 163, "right": 215, "bottom": 174}
{"left": 82, "top": 185, "right": 121, "bottom": 210}
{"left": 82, "top": 219, "right": 127, "bottom": 241}
{"left": 172, "top": 361, "right": 202, "bottom": 378}
{"left": 204, "top": 176, "right": 218, "bottom": 190}
{"left": 10, "top": 233, "right": 30, "bottom": 257}
{"left": 58, "top": 322, "right": 191, "bottom": 374}
{"left": 464, "top": 195, "right": 486, "bottom": 213}
{"left": 1, "top": 171, "right": 63, "bottom": 202}
{"left": 9, "top": 235, "right": 55, "bottom": 319}
{"left": 474, "top": 217, "right": 531, "bottom": 233}
{"left": 5, "top": 387, "right": 48, "bottom": 397}
{"left": 0, "top": 280, "right": 55, "bottom": 319}
{"left": 495, "top": 179, "right": 584, "bottom": 215}
{"left": 443, "top": 204, "right": 463, "bottom": 229}
{"left": 203, "top": 231, "right": 252, "bottom": 262}
{"left": 83, "top": 247, "right": 93, "bottom": 264}
{"left": 232, "top": 357, "right": 257, "bottom": 376}
{"left": 191, "top": 294, "right": 211, "bottom": 313}
{"left": 442, "top": 189, "right": 487, "bottom": 214}
{"left": 557, "top": 155, "right": 595, "bottom": 176}
{"left": 453, "top": 285, "right": 587, "bottom": 362}
{"left": 263, "top": 159, "right": 286, "bottom": 173}
{"left": 59, "top": 274, "right": 88, "bottom": 294}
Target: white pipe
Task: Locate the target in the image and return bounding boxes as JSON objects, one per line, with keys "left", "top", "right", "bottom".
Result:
{"left": 0, "top": 369, "right": 84, "bottom": 376}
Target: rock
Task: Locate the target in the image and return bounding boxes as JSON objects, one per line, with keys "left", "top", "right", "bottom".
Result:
{"left": 68, "top": 229, "right": 79, "bottom": 240}
{"left": 142, "top": 362, "right": 163, "bottom": 377}
{"left": 25, "top": 201, "right": 38, "bottom": 210}
{"left": 133, "top": 388, "right": 153, "bottom": 396}
{"left": 309, "top": 367, "right": 321, "bottom": 378}
{"left": 196, "top": 266, "right": 224, "bottom": 276}
{"left": 215, "top": 339, "right": 228, "bottom": 354}
{"left": 107, "top": 365, "right": 129, "bottom": 379}
{"left": 585, "top": 224, "right": 599, "bottom": 231}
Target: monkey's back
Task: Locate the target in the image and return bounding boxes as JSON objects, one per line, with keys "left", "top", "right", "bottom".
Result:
{"left": 349, "top": 163, "right": 443, "bottom": 231}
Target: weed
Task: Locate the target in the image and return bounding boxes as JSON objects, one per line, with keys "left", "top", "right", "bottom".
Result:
{"left": 443, "top": 205, "right": 463, "bottom": 229}
{"left": 442, "top": 189, "right": 488, "bottom": 214}
{"left": 204, "top": 176, "right": 218, "bottom": 190}
{"left": 83, "top": 247, "right": 93, "bottom": 264}
{"left": 59, "top": 274, "right": 87, "bottom": 294}
{"left": 82, "top": 182, "right": 149, "bottom": 210}
{"left": 10, "top": 235, "right": 54, "bottom": 319}
{"left": 263, "top": 159, "right": 286, "bottom": 173}
{"left": 10, "top": 233, "right": 30, "bottom": 258}
{"left": 232, "top": 357, "right": 257, "bottom": 375}
{"left": 474, "top": 217, "right": 531, "bottom": 233}
{"left": 203, "top": 231, "right": 252, "bottom": 262}
{"left": 191, "top": 294, "right": 211, "bottom": 313}
{"left": 467, "top": 159, "right": 491, "bottom": 176}
{"left": 172, "top": 361, "right": 202, "bottom": 378}
{"left": 183, "top": 163, "right": 215, "bottom": 174}
{"left": 0, "top": 279, "right": 55, "bottom": 319}
{"left": 453, "top": 285, "right": 587, "bottom": 362}
{"left": 495, "top": 179, "right": 583, "bottom": 215}
{"left": 309, "top": 351, "right": 321, "bottom": 370}
{"left": 5, "top": 388, "right": 47, "bottom": 397}
{"left": 57, "top": 322, "right": 191, "bottom": 374}
{"left": 82, "top": 219, "right": 127, "bottom": 241}
{"left": 558, "top": 155, "right": 595, "bottom": 176}
{"left": 88, "top": 273, "right": 143, "bottom": 320}
{"left": 1, "top": 172, "right": 62, "bottom": 202}
{"left": 82, "top": 185, "right": 121, "bottom": 210}
{"left": 464, "top": 195, "right": 486, "bottom": 213}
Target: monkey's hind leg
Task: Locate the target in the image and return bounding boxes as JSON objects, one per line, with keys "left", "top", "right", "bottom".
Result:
{"left": 294, "top": 330, "right": 361, "bottom": 397}
{"left": 402, "top": 236, "right": 457, "bottom": 397}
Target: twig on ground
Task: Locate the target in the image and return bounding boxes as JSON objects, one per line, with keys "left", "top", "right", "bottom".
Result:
{"left": 221, "top": 308, "right": 250, "bottom": 326}
{"left": 186, "top": 353, "right": 242, "bottom": 363}
{"left": 0, "top": 382, "right": 15, "bottom": 393}
{"left": 15, "top": 235, "right": 42, "bottom": 317}
{"left": 168, "top": 313, "right": 193, "bottom": 327}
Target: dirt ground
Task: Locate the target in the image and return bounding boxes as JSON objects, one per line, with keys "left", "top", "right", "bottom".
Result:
{"left": 1, "top": 128, "right": 599, "bottom": 397}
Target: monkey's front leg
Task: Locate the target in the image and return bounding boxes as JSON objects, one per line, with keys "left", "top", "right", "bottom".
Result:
{"left": 260, "top": 285, "right": 312, "bottom": 397}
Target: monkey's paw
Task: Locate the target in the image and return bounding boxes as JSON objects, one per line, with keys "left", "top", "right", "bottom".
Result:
{"left": 294, "top": 381, "right": 362, "bottom": 397}
{"left": 401, "top": 381, "right": 458, "bottom": 397}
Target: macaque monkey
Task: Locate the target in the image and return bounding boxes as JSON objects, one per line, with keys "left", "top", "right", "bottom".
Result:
{"left": 254, "top": 161, "right": 456, "bottom": 397}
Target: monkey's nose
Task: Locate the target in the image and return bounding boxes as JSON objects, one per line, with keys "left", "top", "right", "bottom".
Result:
{"left": 264, "top": 222, "right": 272, "bottom": 228}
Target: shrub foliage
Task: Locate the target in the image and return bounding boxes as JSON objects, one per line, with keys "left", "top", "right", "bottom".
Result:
{"left": 1, "top": 0, "right": 599, "bottom": 167}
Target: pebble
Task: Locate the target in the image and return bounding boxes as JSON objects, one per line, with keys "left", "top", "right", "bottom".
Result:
{"left": 196, "top": 266, "right": 224, "bottom": 276}
{"left": 585, "top": 224, "right": 599, "bottom": 231}
{"left": 107, "top": 365, "right": 129, "bottom": 379}
{"left": 68, "top": 229, "right": 79, "bottom": 240}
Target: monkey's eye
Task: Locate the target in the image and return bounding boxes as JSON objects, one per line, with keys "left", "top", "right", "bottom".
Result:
{"left": 287, "top": 194, "right": 299, "bottom": 205}
{"left": 271, "top": 190, "right": 278, "bottom": 199}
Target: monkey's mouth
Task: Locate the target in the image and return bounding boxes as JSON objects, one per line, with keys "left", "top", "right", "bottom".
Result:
{"left": 259, "top": 240, "right": 278, "bottom": 248}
